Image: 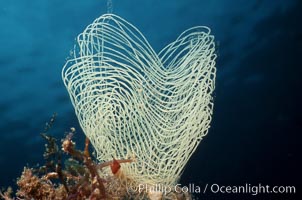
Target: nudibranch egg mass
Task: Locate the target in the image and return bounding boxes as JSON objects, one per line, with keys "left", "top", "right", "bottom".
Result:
{"left": 62, "top": 14, "right": 216, "bottom": 187}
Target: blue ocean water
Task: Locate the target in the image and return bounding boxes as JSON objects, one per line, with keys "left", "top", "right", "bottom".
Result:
{"left": 0, "top": 0, "right": 300, "bottom": 199}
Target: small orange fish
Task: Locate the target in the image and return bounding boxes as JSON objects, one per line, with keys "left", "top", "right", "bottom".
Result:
{"left": 110, "top": 158, "right": 121, "bottom": 174}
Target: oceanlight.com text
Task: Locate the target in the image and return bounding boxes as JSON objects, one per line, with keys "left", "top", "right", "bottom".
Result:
{"left": 208, "top": 183, "right": 296, "bottom": 196}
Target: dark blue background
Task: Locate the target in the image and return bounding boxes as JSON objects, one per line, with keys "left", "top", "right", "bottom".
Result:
{"left": 0, "top": 0, "right": 301, "bottom": 199}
